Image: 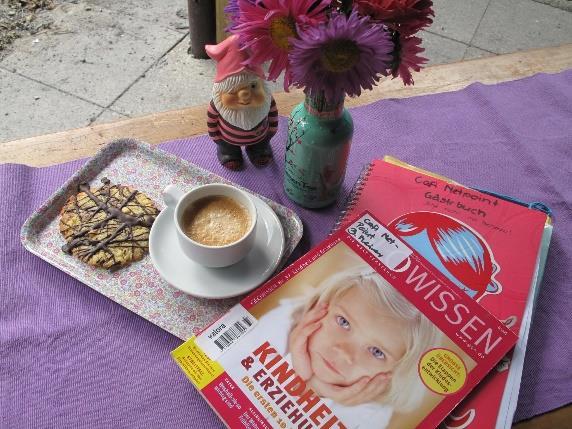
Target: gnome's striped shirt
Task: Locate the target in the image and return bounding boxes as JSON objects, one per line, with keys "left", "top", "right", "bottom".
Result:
{"left": 207, "top": 98, "right": 278, "bottom": 146}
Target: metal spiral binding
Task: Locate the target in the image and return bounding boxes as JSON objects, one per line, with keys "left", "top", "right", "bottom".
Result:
{"left": 330, "top": 162, "right": 375, "bottom": 234}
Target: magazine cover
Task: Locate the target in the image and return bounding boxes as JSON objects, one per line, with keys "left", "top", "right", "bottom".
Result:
{"left": 172, "top": 212, "right": 518, "bottom": 429}
{"left": 336, "top": 158, "right": 552, "bottom": 429}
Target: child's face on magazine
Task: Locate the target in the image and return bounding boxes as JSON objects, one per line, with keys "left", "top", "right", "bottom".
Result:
{"left": 308, "top": 287, "right": 408, "bottom": 387}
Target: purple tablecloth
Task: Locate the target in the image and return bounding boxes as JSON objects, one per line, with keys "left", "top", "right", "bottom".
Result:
{"left": 1, "top": 70, "right": 571, "bottom": 428}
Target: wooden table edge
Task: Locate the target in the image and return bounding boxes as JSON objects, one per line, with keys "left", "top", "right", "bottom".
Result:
{"left": 513, "top": 403, "right": 572, "bottom": 429}
{"left": 1, "top": 44, "right": 571, "bottom": 167}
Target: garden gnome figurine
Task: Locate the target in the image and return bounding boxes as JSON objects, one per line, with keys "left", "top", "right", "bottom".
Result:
{"left": 206, "top": 35, "right": 278, "bottom": 170}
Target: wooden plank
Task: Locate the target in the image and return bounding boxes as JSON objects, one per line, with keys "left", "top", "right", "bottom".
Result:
{"left": 513, "top": 405, "right": 572, "bottom": 429}
{"left": 215, "top": 0, "right": 229, "bottom": 43}
{"left": 1, "top": 44, "right": 570, "bottom": 167}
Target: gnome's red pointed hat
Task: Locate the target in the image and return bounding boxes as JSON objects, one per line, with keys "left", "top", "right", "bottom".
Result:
{"left": 206, "top": 35, "right": 265, "bottom": 83}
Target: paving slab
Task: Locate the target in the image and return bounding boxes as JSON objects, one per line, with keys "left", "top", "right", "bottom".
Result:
{"left": 463, "top": 46, "right": 497, "bottom": 60}
{"left": 92, "top": 108, "right": 129, "bottom": 125}
{"left": 68, "top": 0, "right": 190, "bottom": 32}
{"left": 473, "top": 0, "right": 572, "bottom": 54}
{"left": 0, "top": 68, "right": 101, "bottom": 143}
{"left": 110, "top": 39, "right": 287, "bottom": 117}
{"left": 533, "top": 0, "right": 572, "bottom": 11}
{"left": 430, "top": 0, "right": 491, "bottom": 44}
{"left": 109, "top": 40, "right": 216, "bottom": 116}
{"left": 419, "top": 30, "right": 469, "bottom": 66}
{"left": 0, "top": 2, "right": 184, "bottom": 107}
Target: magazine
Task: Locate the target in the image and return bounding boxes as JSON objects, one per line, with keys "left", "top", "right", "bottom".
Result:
{"left": 172, "top": 211, "right": 518, "bottom": 429}
{"left": 335, "top": 157, "right": 553, "bottom": 429}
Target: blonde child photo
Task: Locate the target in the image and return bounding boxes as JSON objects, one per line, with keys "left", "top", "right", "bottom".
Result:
{"left": 218, "top": 242, "right": 451, "bottom": 429}
{"left": 255, "top": 264, "right": 441, "bottom": 428}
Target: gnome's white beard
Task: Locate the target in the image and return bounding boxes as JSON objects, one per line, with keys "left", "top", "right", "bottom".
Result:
{"left": 212, "top": 81, "right": 272, "bottom": 131}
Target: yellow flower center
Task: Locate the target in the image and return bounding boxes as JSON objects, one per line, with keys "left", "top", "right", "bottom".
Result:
{"left": 321, "top": 40, "right": 361, "bottom": 73}
{"left": 270, "top": 17, "right": 296, "bottom": 51}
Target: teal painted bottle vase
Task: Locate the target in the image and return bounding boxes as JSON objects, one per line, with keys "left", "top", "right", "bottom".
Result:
{"left": 283, "top": 94, "right": 354, "bottom": 208}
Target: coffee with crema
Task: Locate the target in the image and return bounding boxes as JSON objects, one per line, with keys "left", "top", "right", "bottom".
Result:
{"left": 182, "top": 195, "right": 251, "bottom": 246}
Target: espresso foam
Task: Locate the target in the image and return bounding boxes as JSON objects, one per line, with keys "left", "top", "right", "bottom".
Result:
{"left": 182, "top": 195, "right": 251, "bottom": 246}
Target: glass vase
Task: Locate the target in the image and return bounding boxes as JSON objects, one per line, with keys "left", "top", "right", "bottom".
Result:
{"left": 283, "top": 93, "right": 354, "bottom": 208}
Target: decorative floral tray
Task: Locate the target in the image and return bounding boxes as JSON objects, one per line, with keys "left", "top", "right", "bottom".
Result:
{"left": 21, "top": 139, "right": 303, "bottom": 339}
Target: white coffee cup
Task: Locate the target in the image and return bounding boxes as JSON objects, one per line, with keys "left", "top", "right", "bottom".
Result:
{"left": 162, "top": 183, "right": 257, "bottom": 268}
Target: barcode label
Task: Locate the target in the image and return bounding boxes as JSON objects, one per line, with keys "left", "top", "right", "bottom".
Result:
{"left": 213, "top": 316, "right": 253, "bottom": 351}
{"left": 195, "top": 305, "right": 258, "bottom": 360}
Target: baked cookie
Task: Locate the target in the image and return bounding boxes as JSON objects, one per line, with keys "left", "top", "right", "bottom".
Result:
{"left": 59, "top": 178, "right": 160, "bottom": 270}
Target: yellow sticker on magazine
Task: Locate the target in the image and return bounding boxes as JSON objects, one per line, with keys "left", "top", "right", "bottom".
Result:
{"left": 419, "top": 348, "right": 467, "bottom": 395}
{"left": 171, "top": 337, "right": 224, "bottom": 390}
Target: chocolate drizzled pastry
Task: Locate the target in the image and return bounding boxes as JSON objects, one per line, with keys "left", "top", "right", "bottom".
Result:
{"left": 59, "top": 178, "right": 160, "bottom": 270}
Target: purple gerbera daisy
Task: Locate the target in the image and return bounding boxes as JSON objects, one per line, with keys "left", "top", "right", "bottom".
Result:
{"left": 289, "top": 9, "right": 394, "bottom": 102}
{"left": 224, "top": 0, "right": 256, "bottom": 32}
{"left": 232, "top": 0, "right": 330, "bottom": 90}
{"left": 224, "top": 0, "right": 241, "bottom": 32}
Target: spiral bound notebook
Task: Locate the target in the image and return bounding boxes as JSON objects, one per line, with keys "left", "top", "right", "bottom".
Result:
{"left": 336, "top": 157, "right": 553, "bottom": 429}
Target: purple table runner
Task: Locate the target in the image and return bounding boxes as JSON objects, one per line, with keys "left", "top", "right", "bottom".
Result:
{"left": 1, "top": 70, "right": 571, "bottom": 428}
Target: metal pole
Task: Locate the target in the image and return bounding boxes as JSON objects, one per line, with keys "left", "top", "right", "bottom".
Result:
{"left": 187, "top": 0, "right": 216, "bottom": 59}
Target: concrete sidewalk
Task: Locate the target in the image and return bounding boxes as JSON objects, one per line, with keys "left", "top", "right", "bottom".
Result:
{"left": 1, "top": 0, "right": 571, "bottom": 144}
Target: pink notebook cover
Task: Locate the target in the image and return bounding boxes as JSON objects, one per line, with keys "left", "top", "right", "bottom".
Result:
{"left": 338, "top": 158, "right": 548, "bottom": 428}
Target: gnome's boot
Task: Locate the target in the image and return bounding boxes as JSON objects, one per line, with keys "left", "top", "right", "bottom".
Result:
{"left": 216, "top": 141, "right": 243, "bottom": 170}
{"left": 246, "top": 140, "right": 273, "bottom": 167}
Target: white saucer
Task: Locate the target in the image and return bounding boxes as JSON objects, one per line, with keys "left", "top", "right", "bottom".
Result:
{"left": 149, "top": 196, "right": 285, "bottom": 299}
